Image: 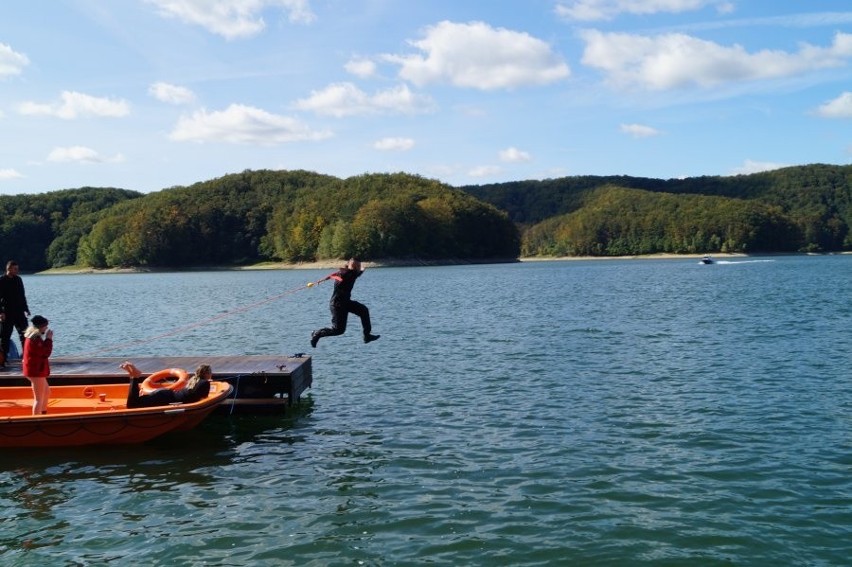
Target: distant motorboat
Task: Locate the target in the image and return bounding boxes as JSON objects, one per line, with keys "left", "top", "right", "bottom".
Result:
{"left": 700, "top": 255, "right": 714, "bottom": 264}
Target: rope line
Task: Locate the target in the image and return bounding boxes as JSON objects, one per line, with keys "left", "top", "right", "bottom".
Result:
{"left": 229, "top": 373, "right": 243, "bottom": 415}
{"left": 72, "top": 283, "right": 313, "bottom": 358}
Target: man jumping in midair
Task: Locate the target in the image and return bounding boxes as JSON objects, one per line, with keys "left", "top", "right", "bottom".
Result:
{"left": 310, "top": 258, "right": 380, "bottom": 348}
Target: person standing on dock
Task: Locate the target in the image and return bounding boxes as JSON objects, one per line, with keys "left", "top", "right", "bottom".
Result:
{"left": 310, "top": 258, "right": 380, "bottom": 348}
{"left": 0, "top": 260, "right": 30, "bottom": 369}
{"left": 22, "top": 315, "right": 52, "bottom": 415}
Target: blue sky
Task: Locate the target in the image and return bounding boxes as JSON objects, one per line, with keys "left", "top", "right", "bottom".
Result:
{"left": 1, "top": 1, "right": 851, "bottom": 195}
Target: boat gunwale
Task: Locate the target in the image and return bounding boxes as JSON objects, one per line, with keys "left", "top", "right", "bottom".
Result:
{"left": 0, "top": 381, "right": 233, "bottom": 423}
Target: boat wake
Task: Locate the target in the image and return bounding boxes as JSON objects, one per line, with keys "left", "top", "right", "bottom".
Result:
{"left": 714, "top": 259, "right": 776, "bottom": 265}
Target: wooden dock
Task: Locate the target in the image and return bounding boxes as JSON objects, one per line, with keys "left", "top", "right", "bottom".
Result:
{"left": 0, "top": 354, "right": 313, "bottom": 414}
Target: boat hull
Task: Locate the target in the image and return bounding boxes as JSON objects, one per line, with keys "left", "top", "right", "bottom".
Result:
{"left": 0, "top": 381, "right": 232, "bottom": 448}
{"left": 0, "top": 355, "right": 312, "bottom": 414}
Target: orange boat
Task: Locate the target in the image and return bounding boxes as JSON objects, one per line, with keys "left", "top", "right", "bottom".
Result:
{"left": 0, "top": 381, "right": 232, "bottom": 448}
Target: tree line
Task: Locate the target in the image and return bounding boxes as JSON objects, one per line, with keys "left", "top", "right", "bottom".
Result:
{"left": 519, "top": 186, "right": 798, "bottom": 256}
{"left": 0, "top": 187, "right": 141, "bottom": 271}
{"left": 1, "top": 164, "right": 850, "bottom": 271}
{"left": 0, "top": 170, "right": 519, "bottom": 271}
{"left": 462, "top": 163, "right": 852, "bottom": 255}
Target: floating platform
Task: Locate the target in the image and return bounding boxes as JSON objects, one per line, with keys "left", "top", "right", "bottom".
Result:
{"left": 0, "top": 354, "right": 312, "bottom": 415}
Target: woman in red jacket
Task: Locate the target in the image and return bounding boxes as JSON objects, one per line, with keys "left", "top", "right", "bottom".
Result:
{"left": 23, "top": 315, "right": 52, "bottom": 415}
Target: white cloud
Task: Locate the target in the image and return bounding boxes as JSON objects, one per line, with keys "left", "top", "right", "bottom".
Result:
{"left": 581, "top": 30, "right": 852, "bottom": 90}
{"left": 468, "top": 165, "right": 503, "bottom": 177}
{"left": 0, "top": 168, "right": 24, "bottom": 180}
{"left": 730, "top": 159, "right": 788, "bottom": 175}
{"left": 0, "top": 43, "right": 29, "bottom": 77}
{"left": 620, "top": 123, "right": 661, "bottom": 137}
{"left": 169, "top": 103, "right": 331, "bottom": 144}
{"left": 149, "top": 82, "right": 196, "bottom": 105}
{"left": 555, "top": 0, "right": 733, "bottom": 22}
{"left": 145, "top": 0, "right": 315, "bottom": 40}
{"left": 18, "top": 91, "right": 130, "bottom": 119}
{"left": 47, "top": 146, "right": 125, "bottom": 164}
{"left": 344, "top": 58, "right": 377, "bottom": 78}
{"left": 499, "top": 147, "right": 532, "bottom": 162}
{"left": 293, "top": 82, "right": 435, "bottom": 117}
{"left": 815, "top": 91, "right": 852, "bottom": 118}
{"left": 385, "top": 20, "right": 570, "bottom": 90}
{"left": 374, "top": 137, "right": 415, "bottom": 151}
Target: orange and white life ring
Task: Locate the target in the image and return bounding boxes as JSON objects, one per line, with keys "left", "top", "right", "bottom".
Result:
{"left": 140, "top": 368, "right": 189, "bottom": 395}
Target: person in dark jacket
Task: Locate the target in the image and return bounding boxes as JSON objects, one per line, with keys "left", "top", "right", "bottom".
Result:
{"left": 120, "top": 361, "right": 213, "bottom": 408}
{"left": 310, "top": 258, "right": 380, "bottom": 348}
{"left": 0, "top": 260, "right": 30, "bottom": 369}
{"left": 22, "top": 315, "right": 52, "bottom": 415}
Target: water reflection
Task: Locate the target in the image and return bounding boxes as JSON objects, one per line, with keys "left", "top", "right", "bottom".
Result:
{"left": 2, "top": 401, "right": 313, "bottom": 498}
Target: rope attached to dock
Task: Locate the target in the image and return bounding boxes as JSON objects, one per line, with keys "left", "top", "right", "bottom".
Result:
{"left": 229, "top": 374, "right": 242, "bottom": 415}
{"left": 71, "top": 282, "right": 313, "bottom": 357}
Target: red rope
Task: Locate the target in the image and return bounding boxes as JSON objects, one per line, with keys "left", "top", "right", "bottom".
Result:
{"left": 71, "top": 283, "right": 313, "bottom": 357}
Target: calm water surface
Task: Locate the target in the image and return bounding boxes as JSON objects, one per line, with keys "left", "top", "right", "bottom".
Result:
{"left": 1, "top": 256, "right": 850, "bottom": 565}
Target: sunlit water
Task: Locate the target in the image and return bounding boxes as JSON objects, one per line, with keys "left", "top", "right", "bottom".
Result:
{"left": 1, "top": 256, "right": 850, "bottom": 565}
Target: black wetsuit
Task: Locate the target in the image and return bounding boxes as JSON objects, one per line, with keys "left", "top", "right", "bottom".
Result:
{"left": 313, "top": 267, "right": 373, "bottom": 340}
{"left": 127, "top": 378, "right": 211, "bottom": 408}
{"left": 0, "top": 274, "right": 29, "bottom": 363}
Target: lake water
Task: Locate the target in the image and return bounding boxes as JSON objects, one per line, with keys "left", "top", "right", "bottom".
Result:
{"left": 2, "top": 256, "right": 850, "bottom": 565}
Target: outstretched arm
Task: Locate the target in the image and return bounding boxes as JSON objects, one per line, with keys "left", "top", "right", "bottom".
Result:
{"left": 119, "top": 361, "right": 143, "bottom": 379}
{"left": 311, "top": 269, "right": 343, "bottom": 286}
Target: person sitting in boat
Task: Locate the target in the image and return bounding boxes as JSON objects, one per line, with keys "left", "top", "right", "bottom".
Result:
{"left": 120, "top": 361, "right": 212, "bottom": 408}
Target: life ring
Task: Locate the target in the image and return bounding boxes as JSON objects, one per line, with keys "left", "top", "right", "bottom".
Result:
{"left": 140, "top": 368, "right": 189, "bottom": 395}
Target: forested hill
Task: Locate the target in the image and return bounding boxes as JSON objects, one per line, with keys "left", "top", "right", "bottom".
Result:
{"left": 0, "top": 170, "right": 519, "bottom": 271}
{"left": 3, "top": 165, "right": 850, "bottom": 271}
{"left": 0, "top": 187, "right": 142, "bottom": 271}
{"left": 459, "top": 164, "right": 852, "bottom": 256}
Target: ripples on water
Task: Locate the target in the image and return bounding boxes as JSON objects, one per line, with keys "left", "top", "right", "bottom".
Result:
{"left": 1, "top": 256, "right": 850, "bottom": 565}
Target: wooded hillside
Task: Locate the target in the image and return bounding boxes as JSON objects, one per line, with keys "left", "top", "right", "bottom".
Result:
{"left": 461, "top": 163, "right": 852, "bottom": 255}
{"left": 0, "top": 170, "right": 518, "bottom": 270}
{"left": 0, "top": 187, "right": 142, "bottom": 271}
{"left": 2, "top": 164, "right": 849, "bottom": 271}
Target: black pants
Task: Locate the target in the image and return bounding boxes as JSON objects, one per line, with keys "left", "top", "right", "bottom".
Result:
{"left": 314, "top": 300, "right": 372, "bottom": 339}
{"left": 1, "top": 312, "right": 27, "bottom": 360}
{"left": 126, "top": 378, "right": 178, "bottom": 408}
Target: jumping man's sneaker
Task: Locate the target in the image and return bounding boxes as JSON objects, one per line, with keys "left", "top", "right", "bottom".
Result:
{"left": 310, "top": 332, "right": 320, "bottom": 348}
{"left": 364, "top": 334, "right": 380, "bottom": 344}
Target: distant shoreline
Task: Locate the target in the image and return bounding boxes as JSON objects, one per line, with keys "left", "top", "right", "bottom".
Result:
{"left": 35, "top": 252, "right": 849, "bottom": 275}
